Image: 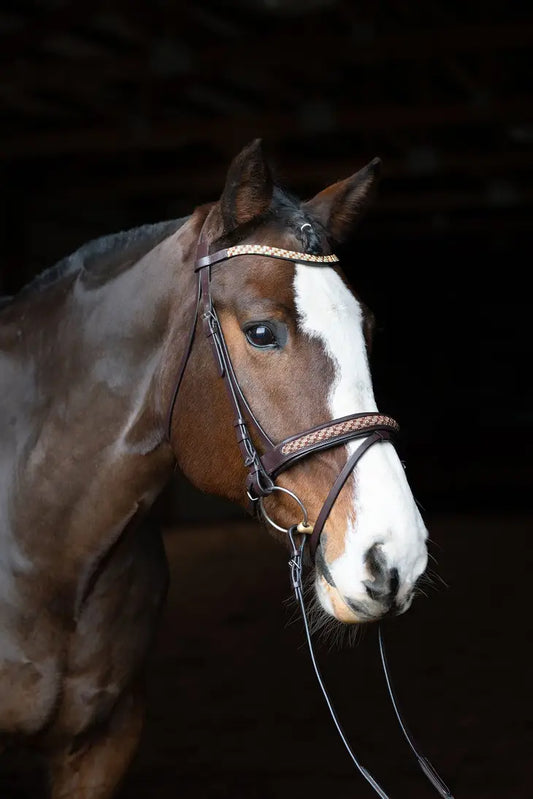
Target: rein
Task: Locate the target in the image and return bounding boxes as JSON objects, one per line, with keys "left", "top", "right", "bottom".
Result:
{"left": 166, "top": 223, "right": 454, "bottom": 798}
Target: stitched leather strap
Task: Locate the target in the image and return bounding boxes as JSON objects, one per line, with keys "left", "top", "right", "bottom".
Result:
{"left": 196, "top": 244, "right": 339, "bottom": 270}
{"left": 309, "top": 431, "right": 391, "bottom": 561}
{"left": 197, "top": 231, "right": 275, "bottom": 502}
{"left": 261, "top": 413, "right": 399, "bottom": 477}
{"left": 165, "top": 235, "right": 206, "bottom": 440}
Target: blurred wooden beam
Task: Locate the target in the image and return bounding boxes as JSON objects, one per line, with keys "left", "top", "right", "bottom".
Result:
{"left": 2, "top": 23, "right": 532, "bottom": 99}
{"left": 23, "top": 150, "right": 531, "bottom": 203}
{"left": 0, "top": 97, "right": 530, "bottom": 158}
{"left": 0, "top": 2, "right": 108, "bottom": 61}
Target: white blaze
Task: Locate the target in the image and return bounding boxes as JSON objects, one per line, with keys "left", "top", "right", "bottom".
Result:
{"left": 293, "top": 264, "right": 427, "bottom": 603}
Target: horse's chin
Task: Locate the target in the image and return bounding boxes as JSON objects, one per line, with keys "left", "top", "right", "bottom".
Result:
{"left": 314, "top": 574, "right": 414, "bottom": 625}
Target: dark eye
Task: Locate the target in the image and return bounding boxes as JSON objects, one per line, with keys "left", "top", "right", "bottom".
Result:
{"left": 244, "top": 323, "right": 278, "bottom": 349}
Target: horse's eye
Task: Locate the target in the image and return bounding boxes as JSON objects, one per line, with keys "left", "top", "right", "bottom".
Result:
{"left": 244, "top": 323, "right": 278, "bottom": 349}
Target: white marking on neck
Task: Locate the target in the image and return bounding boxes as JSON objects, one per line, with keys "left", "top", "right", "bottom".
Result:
{"left": 293, "top": 264, "right": 427, "bottom": 595}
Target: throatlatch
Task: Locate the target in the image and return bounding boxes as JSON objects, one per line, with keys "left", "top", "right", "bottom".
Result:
{"left": 165, "top": 220, "right": 455, "bottom": 799}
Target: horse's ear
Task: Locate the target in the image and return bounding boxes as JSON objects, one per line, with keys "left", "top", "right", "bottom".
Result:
{"left": 218, "top": 139, "right": 273, "bottom": 231}
{"left": 304, "top": 158, "right": 381, "bottom": 244}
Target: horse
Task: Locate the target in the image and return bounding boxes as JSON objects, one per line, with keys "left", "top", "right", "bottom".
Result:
{"left": 0, "top": 139, "right": 429, "bottom": 798}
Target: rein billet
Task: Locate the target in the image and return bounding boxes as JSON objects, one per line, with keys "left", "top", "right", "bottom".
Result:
{"left": 166, "top": 228, "right": 455, "bottom": 799}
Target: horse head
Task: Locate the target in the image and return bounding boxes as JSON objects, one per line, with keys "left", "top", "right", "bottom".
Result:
{"left": 168, "top": 140, "right": 428, "bottom": 625}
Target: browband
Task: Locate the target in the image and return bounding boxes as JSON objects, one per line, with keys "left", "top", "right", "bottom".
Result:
{"left": 196, "top": 244, "right": 339, "bottom": 270}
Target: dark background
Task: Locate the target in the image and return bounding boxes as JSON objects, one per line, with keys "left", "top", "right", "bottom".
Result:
{"left": 0, "top": 1, "right": 532, "bottom": 797}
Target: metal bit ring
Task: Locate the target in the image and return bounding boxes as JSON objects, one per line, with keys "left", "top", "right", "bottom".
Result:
{"left": 258, "top": 485, "right": 313, "bottom": 534}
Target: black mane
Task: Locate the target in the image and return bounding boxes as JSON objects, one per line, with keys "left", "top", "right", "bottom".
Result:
{"left": 1, "top": 184, "right": 324, "bottom": 314}
{"left": 0, "top": 217, "right": 188, "bottom": 309}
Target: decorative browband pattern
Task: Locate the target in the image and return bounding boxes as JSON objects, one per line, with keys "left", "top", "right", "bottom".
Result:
{"left": 226, "top": 244, "right": 339, "bottom": 263}
{"left": 196, "top": 244, "right": 340, "bottom": 270}
{"left": 280, "top": 414, "right": 400, "bottom": 456}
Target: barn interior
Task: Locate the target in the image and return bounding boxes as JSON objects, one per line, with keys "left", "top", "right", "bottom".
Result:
{"left": 0, "top": 1, "right": 531, "bottom": 797}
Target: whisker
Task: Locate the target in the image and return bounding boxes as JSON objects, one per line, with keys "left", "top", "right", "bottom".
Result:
{"left": 426, "top": 536, "right": 444, "bottom": 553}
{"left": 413, "top": 495, "right": 426, "bottom": 512}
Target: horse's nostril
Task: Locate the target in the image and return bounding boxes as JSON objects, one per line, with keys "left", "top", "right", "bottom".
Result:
{"left": 363, "top": 544, "right": 399, "bottom": 602}
{"left": 364, "top": 568, "right": 399, "bottom": 602}
{"left": 388, "top": 568, "right": 400, "bottom": 600}
{"left": 364, "top": 543, "right": 387, "bottom": 580}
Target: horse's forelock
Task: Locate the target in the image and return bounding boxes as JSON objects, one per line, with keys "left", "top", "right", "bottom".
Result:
{"left": 210, "top": 184, "right": 329, "bottom": 257}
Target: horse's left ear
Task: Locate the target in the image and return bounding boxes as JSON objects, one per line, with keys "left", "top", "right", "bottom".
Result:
{"left": 303, "top": 157, "right": 381, "bottom": 244}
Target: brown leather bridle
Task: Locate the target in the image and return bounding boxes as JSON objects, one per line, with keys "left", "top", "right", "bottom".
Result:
{"left": 166, "top": 225, "right": 400, "bottom": 562}
{"left": 165, "top": 223, "right": 454, "bottom": 799}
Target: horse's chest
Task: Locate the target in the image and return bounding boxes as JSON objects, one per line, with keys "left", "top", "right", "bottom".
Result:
{"left": 0, "top": 511, "right": 168, "bottom": 742}
{"left": 50, "top": 532, "right": 168, "bottom": 738}
{"left": 0, "top": 589, "right": 148, "bottom": 741}
{"left": 0, "top": 617, "right": 64, "bottom": 736}
{"left": 0, "top": 622, "right": 127, "bottom": 741}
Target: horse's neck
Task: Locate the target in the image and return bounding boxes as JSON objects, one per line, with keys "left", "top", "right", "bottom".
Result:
{"left": 0, "top": 220, "right": 197, "bottom": 585}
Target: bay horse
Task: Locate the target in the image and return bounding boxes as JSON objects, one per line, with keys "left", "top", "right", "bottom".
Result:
{"left": 0, "top": 140, "right": 428, "bottom": 798}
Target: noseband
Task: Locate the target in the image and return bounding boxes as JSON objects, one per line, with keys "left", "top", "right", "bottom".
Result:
{"left": 165, "top": 222, "right": 454, "bottom": 799}
{"left": 166, "top": 229, "right": 399, "bottom": 561}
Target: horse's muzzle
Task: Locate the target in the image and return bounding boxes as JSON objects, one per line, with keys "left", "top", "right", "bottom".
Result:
{"left": 315, "top": 543, "right": 415, "bottom": 623}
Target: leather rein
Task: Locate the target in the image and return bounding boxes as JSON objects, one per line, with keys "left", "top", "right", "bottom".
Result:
{"left": 165, "top": 223, "right": 454, "bottom": 799}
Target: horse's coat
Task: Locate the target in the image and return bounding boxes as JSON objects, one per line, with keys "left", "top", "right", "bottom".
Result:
{"left": 0, "top": 140, "right": 428, "bottom": 797}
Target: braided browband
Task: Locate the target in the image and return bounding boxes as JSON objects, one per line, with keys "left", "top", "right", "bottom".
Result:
{"left": 196, "top": 244, "right": 339, "bottom": 270}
